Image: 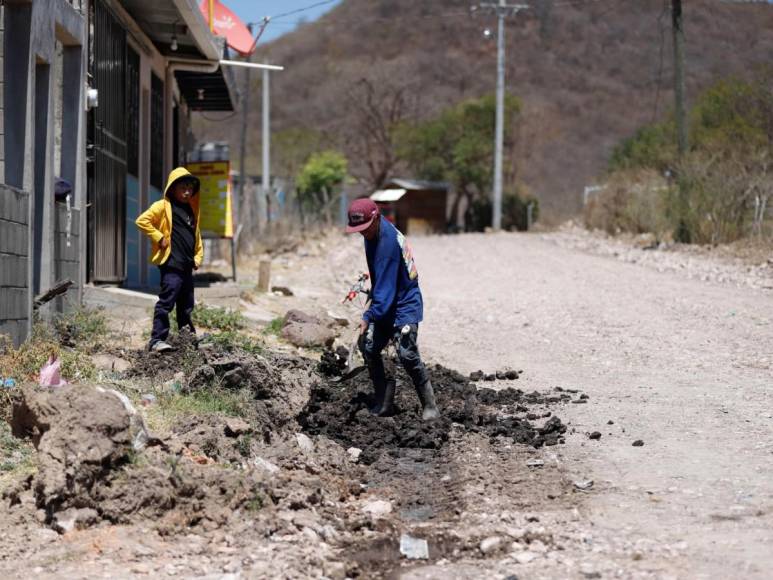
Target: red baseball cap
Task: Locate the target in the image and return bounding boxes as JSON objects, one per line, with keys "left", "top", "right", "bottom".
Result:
{"left": 346, "top": 198, "right": 380, "bottom": 233}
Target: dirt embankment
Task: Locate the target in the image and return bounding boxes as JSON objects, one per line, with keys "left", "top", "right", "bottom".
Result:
{"left": 1, "top": 329, "right": 581, "bottom": 578}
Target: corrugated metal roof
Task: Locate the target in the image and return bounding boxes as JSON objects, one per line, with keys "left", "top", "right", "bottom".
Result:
{"left": 385, "top": 178, "right": 450, "bottom": 192}
{"left": 370, "top": 188, "right": 407, "bottom": 202}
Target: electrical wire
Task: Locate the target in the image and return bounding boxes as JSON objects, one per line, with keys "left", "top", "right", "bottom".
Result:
{"left": 270, "top": 0, "right": 339, "bottom": 21}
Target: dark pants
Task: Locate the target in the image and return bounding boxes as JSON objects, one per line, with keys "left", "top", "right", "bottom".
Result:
{"left": 359, "top": 323, "right": 429, "bottom": 390}
{"left": 150, "top": 265, "right": 195, "bottom": 346}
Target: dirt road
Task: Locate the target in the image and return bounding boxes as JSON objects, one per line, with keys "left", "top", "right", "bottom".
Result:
{"left": 2, "top": 230, "right": 771, "bottom": 579}
{"left": 403, "top": 232, "right": 773, "bottom": 579}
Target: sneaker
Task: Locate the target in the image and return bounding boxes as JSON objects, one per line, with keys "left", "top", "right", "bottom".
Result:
{"left": 150, "top": 341, "right": 174, "bottom": 353}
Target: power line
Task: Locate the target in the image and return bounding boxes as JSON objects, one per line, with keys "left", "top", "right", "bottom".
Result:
{"left": 270, "top": 0, "right": 339, "bottom": 21}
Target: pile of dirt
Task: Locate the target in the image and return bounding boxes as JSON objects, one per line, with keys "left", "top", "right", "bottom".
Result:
{"left": 126, "top": 334, "right": 317, "bottom": 431}
{"left": 299, "top": 362, "right": 570, "bottom": 465}
{"left": 2, "top": 384, "right": 320, "bottom": 535}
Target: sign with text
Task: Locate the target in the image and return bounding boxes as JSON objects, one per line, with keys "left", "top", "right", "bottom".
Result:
{"left": 187, "top": 161, "right": 233, "bottom": 239}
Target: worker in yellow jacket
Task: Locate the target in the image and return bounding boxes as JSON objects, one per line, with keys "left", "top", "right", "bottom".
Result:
{"left": 136, "top": 167, "right": 204, "bottom": 352}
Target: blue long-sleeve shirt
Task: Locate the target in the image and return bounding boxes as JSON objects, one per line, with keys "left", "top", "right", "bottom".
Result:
{"left": 363, "top": 216, "right": 423, "bottom": 327}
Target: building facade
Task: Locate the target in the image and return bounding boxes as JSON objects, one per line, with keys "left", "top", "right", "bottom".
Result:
{"left": 0, "top": 0, "right": 236, "bottom": 345}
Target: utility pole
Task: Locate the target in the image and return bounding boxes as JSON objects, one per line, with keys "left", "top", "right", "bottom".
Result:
{"left": 260, "top": 67, "right": 270, "bottom": 232}
{"left": 478, "top": 1, "right": 528, "bottom": 231}
{"left": 237, "top": 23, "right": 253, "bottom": 235}
{"left": 672, "top": 0, "right": 688, "bottom": 156}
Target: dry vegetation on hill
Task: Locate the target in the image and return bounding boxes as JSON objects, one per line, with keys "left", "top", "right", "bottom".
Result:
{"left": 194, "top": 0, "right": 773, "bottom": 219}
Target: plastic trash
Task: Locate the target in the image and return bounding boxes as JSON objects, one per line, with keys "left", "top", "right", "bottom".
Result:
{"left": 399, "top": 534, "right": 429, "bottom": 560}
{"left": 141, "top": 394, "right": 157, "bottom": 407}
{"left": 2, "top": 377, "right": 16, "bottom": 389}
{"left": 39, "top": 356, "right": 68, "bottom": 387}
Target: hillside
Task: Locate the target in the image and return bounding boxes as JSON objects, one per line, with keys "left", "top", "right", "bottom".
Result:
{"left": 193, "top": 0, "right": 773, "bottom": 219}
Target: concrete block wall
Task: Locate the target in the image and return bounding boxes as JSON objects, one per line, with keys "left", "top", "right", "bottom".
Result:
{"left": 54, "top": 203, "right": 80, "bottom": 312}
{"left": 0, "top": 184, "right": 30, "bottom": 346}
{"left": 1, "top": 6, "right": 5, "bottom": 182}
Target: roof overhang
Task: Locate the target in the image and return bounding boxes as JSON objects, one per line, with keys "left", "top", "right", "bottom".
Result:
{"left": 371, "top": 188, "right": 407, "bottom": 203}
{"left": 176, "top": 65, "right": 236, "bottom": 111}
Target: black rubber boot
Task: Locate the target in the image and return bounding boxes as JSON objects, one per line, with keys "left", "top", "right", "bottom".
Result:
{"left": 374, "top": 379, "right": 396, "bottom": 416}
{"left": 369, "top": 378, "right": 386, "bottom": 415}
{"left": 415, "top": 380, "right": 440, "bottom": 421}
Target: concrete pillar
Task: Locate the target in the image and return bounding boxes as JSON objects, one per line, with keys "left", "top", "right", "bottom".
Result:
{"left": 3, "top": 3, "right": 33, "bottom": 191}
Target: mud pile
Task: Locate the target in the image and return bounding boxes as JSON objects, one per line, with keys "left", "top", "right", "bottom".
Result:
{"left": 299, "top": 362, "right": 570, "bottom": 465}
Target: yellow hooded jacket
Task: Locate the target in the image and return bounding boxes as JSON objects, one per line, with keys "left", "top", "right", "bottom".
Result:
{"left": 135, "top": 167, "right": 204, "bottom": 268}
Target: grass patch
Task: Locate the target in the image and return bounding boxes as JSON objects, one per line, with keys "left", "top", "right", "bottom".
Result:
{"left": 170, "top": 303, "right": 245, "bottom": 332}
{"left": 53, "top": 307, "right": 109, "bottom": 351}
{"left": 0, "top": 325, "right": 97, "bottom": 383}
{"left": 0, "top": 422, "right": 35, "bottom": 487}
{"left": 142, "top": 387, "right": 253, "bottom": 433}
{"left": 263, "top": 317, "right": 284, "bottom": 336}
{"left": 205, "top": 331, "right": 264, "bottom": 355}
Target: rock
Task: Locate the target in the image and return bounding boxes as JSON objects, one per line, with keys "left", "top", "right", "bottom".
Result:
{"left": 484, "top": 374, "right": 496, "bottom": 381}
{"left": 504, "top": 527, "right": 526, "bottom": 540}
{"left": 400, "top": 534, "right": 429, "bottom": 560}
{"left": 469, "top": 371, "right": 484, "bottom": 381}
{"left": 347, "top": 447, "right": 362, "bottom": 462}
{"left": 221, "top": 367, "right": 245, "bottom": 389}
{"left": 495, "top": 371, "right": 507, "bottom": 380}
{"left": 323, "top": 561, "right": 347, "bottom": 580}
{"left": 607, "top": 420, "right": 614, "bottom": 425}
{"left": 281, "top": 322, "right": 337, "bottom": 348}
{"left": 362, "top": 500, "right": 392, "bottom": 517}
{"left": 253, "top": 457, "right": 279, "bottom": 474}
{"left": 91, "top": 354, "right": 132, "bottom": 374}
{"left": 632, "top": 440, "right": 644, "bottom": 447}
{"left": 480, "top": 536, "right": 503, "bottom": 554}
{"left": 271, "top": 286, "right": 294, "bottom": 296}
{"left": 295, "top": 433, "right": 315, "bottom": 453}
{"left": 326, "top": 311, "right": 350, "bottom": 327}
{"left": 574, "top": 480, "right": 594, "bottom": 491}
{"left": 283, "top": 309, "right": 323, "bottom": 326}
{"left": 515, "top": 551, "right": 538, "bottom": 564}
{"left": 588, "top": 431, "right": 602, "bottom": 440}
{"left": 505, "top": 370, "right": 519, "bottom": 380}
{"left": 223, "top": 418, "right": 251, "bottom": 438}
{"left": 52, "top": 507, "right": 99, "bottom": 534}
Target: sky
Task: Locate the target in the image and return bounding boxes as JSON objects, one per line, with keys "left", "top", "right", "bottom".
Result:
{"left": 221, "top": 0, "right": 342, "bottom": 45}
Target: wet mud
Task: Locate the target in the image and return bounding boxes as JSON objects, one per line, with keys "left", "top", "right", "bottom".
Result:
{"left": 299, "top": 362, "right": 570, "bottom": 465}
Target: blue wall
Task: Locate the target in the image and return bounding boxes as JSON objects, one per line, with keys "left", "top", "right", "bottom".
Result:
{"left": 125, "top": 175, "right": 141, "bottom": 288}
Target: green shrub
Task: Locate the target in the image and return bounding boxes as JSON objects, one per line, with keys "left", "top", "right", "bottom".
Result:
{"left": 584, "top": 169, "right": 670, "bottom": 237}
{"left": 263, "top": 317, "right": 284, "bottom": 336}
{"left": 468, "top": 190, "right": 540, "bottom": 232}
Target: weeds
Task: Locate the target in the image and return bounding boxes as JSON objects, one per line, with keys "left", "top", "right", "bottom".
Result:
{"left": 245, "top": 489, "right": 264, "bottom": 512}
{"left": 236, "top": 433, "right": 253, "bottom": 458}
{"left": 205, "top": 331, "right": 264, "bottom": 355}
{"left": 0, "top": 423, "right": 34, "bottom": 480}
{"left": 263, "top": 317, "right": 284, "bottom": 336}
{"left": 53, "top": 307, "right": 109, "bottom": 351}
{"left": 0, "top": 325, "right": 97, "bottom": 383}
{"left": 171, "top": 304, "right": 245, "bottom": 332}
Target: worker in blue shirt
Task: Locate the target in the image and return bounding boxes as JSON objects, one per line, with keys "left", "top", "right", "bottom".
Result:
{"left": 345, "top": 198, "right": 440, "bottom": 421}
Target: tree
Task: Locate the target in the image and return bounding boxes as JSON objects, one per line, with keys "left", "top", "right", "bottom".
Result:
{"left": 296, "top": 151, "right": 348, "bottom": 225}
{"left": 398, "top": 94, "right": 521, "bottom": 229}
{"left": 343, "top": 77, "right": 420, "bottom": 190}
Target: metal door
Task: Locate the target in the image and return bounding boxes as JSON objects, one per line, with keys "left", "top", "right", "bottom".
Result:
{"left": 87, "top": 0, "right": 127, "bottom": 283}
